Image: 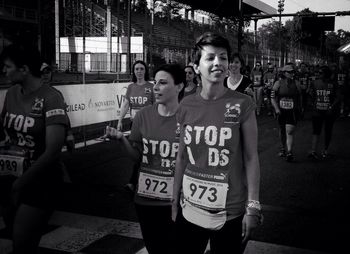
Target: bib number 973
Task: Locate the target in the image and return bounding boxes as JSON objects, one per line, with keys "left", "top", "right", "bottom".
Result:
{"left": 189, "top": 183, "right": 217, "bottom": 203}
{"left": 183, "top": 175, "right": 228, "bottom": 210}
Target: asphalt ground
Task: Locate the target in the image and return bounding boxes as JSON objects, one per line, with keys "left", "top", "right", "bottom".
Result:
{"left": 1, "top": 110, "right": 349, "bottom": 253}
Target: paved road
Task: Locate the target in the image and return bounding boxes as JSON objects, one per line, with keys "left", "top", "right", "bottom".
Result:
{"left": 1, "top": 112, "right": 349, "bottom": 254}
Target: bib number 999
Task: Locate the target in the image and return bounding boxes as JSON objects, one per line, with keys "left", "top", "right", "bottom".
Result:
{"left": 0, "top": 159, "right": 18, "bottom": 173}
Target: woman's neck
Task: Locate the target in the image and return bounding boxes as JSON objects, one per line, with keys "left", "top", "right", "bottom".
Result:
{"left": 157, "top": 100, "right": 179, "bottom": 117}
{"left": 21, "top": 76, "right": 43, "bottom": 95}
{"left": 185, "top": 81, "right": 196, "bottom": 91}
{"left": 230, "top": 73, "right": 242, "bottom": 82}
{"left": 200, "top": 81, "right": 226, "bottom": 100}
{"left": 136, "top": 78, "right": 146, "bottom": 85}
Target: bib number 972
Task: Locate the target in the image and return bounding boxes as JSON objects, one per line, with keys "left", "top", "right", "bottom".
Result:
{"left": 144, "top": 178, "right": 167, "bottom": 194}
{"left": 137, "top": 171, "right": 174, "bottom": 201}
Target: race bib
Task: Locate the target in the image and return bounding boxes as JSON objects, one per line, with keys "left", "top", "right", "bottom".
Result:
{"left": 137, "top": 167, "right": 174, "bottom": 201}
{"left": 0, "top": 154, "right": 26, "bottom": 177}
{"left": 279, "top": 98, "right": 294, "bottom": 109}
{"left": 182, "top": 167, "right": 228, "bottom": 211}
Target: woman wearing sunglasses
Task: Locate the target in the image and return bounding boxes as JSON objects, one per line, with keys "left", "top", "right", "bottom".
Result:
{"left": 271, "top": 65, "right": 302, "bottom": 162}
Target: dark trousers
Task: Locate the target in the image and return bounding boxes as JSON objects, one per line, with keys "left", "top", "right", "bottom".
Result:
{"left": 135, "top": 204, "right": 175, "bottom": 254}
{"left": 175, "top": 209, "right": 244, "bottom": 254}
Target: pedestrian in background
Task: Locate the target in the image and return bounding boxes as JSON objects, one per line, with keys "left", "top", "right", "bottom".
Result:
{"left": 250, "top": 61, "right": 264, "bottom": 115}
{"left": 173, "top": 32, "right": 262, "bottom": 254}
{"left": 224, "top": 52, "right": 253, "bottom": 96}
{"left": 271, "top": 64, "right": 302, "bottom": 162}
{"left": 105, "top": 63, "right": 185, "bottom": 254}
{"left": 118, "top": 60, "right": 154, "bottom": 192}
{"left": 183, "top": 65, "right": 198, "bottom": 98}
{"left": 308, "top": 65, "right": 341, "bottom": 159}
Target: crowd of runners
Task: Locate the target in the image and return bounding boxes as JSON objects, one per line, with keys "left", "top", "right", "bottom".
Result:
{"left": 0, "top": 31, "right": 348, "bottom": 254}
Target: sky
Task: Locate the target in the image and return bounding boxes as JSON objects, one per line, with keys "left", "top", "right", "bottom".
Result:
{"left": 252, "top": 0, "right": 350, "bottom": 32}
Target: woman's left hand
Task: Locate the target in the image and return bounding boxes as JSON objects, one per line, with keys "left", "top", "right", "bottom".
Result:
{"left": 241, "top": 214, "right": 261, "bottom": 244}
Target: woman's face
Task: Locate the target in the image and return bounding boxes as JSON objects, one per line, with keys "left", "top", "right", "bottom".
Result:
{"left": 184, "top": 67, "right": 195, "bottom": 83}
{"left": 154, "top": 70, "right": 180, "bottom": 104}
{"left": 196, "top": 45, "right": 228, "bottom": 84}
{"left": 134, "top": 63, "right": 146, "bottom": 80}
{"left": 229, "top": 57, "right": 242, "bottom": 74}
{"left": 2, "top": 59, "right": 24, "bottom": 84}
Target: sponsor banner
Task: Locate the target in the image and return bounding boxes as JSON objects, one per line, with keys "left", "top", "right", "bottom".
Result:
{"left": 0, "top": 83, "right": 131, "bottom": 128}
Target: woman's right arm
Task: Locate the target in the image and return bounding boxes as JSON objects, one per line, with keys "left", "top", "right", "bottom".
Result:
{"left": 271, "top": 81, "right": 280, "bottom": 114}
{"left": 172, "top": 138, "right": 188, "bottom": 221}
{"left": 117, "top": 98, "right": 130, "bottom": 131}
{"left": 105, "top": 126, "right": 141, "bottom": 161}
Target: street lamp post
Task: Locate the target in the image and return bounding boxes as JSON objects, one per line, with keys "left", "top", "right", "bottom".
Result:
{"left": 278, "top": 0, "right": 284, "bottom": 67}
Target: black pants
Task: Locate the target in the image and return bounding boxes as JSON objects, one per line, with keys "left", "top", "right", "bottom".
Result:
{"left": 175, "top": 209, "right": 244, "bottom": 254}
{"left": 135, "top": 204, "right": 175, "bottom": 254}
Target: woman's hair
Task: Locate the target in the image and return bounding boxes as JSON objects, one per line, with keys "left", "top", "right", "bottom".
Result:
{"left": 132, "top": 60, "right": 150, "bottom": 82}
{"left": 184, "top": 65, "right": 198, "bottom": 85}
{"left": 230, "top": 53, "right": 245, "bottom": 74}
{"left": 154, "top": 63, "right": 185, "bottom": 101}
{"left": 0, "top": 44, "right": 42, "bottom": 77}
{"left": 192, "top": 32, "right": 231, "bottom": 65}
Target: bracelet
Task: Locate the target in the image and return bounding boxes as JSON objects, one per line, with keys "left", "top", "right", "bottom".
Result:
{"left": 246, "top": 200, "right": 261, "bottom": 211}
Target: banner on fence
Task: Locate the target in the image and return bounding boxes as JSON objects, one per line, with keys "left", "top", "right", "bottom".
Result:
{"left": 0, "top": 82, "right": 131, "bottom": 128}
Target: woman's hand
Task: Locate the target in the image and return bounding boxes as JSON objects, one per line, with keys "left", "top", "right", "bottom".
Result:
{"left": 241, "top": 214, "right": 261, "bottom": 244}
{"left": 171, "top": 201, "right": 178, "bottom": 222}
{"left": 105, "top": 126, "right": 123, "bottom": 139}
{"left": 117, "top": 120, "right": 123, "bottom": 131}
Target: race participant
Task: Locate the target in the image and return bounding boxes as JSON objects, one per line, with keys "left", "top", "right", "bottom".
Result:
{"left": 298, "top": 62, "right": 310, "bottom": 117}
{"left": 263, "top": 63, "right": 277, "bottom": 116}
{"left": 250, "top": 61, "right": 264, "bottom": 115}
{"left": 224, "top": 52, "right": 253, "bottom": 96}
{"left": 183, "top": 65, "right": 198, "bottom": 98}
{"left": 172, "top": 32, "right": 262, "bottom": 254}
{"left": 117, "top": 60, "right": 154, "bottom": 192}
{"left": 0, "top": 44, "right": 69, "bottom": 254}
{"left": 105, "top": 64, "right": 184, "bottom": 254}
{"left": 271, "top": 64, "right": 302, "bottom": 162}
{"left": 308, "top": 65, "right": 341, "bottom": 159}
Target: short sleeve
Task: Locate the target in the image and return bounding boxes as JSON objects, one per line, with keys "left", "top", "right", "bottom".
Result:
{"left": 240, "top": 96, "right": 256, "bottom": 123}
{"left": 125, "top": 83, "right": 133, "bottom": 101}
{"left": 45, "top": 92, "right": 69, "bottom": 127}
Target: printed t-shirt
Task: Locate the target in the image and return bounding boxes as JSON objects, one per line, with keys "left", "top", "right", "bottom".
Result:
{"left": 177, "top": 89, "right": 255, "bottom": 220}
{"left": 129, "top": 104, "right": 180, "bottom": 206}
{"left": 1, "top": 84, "right": 68, "bottom": 178}
{"left": 125, "top": 82, "right": 154, "bottom": 119}
{"left": 311, "top": 80, "right": 338, "bottom": 112}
